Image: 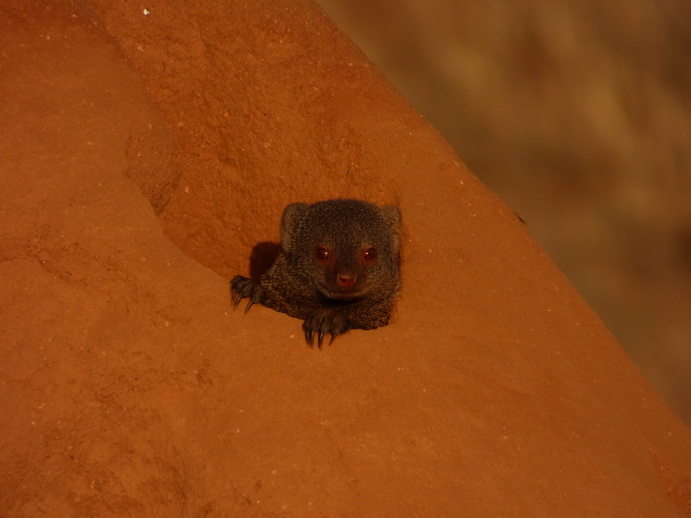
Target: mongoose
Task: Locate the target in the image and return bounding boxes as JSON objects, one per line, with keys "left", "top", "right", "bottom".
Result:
{"left": 231, "top": 199, "right": 401, "bottom": 348}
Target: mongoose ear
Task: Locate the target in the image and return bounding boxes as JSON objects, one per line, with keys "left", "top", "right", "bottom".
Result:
{"left": 280, "top": 202, "right": 310, "bottom": 253}
{"left": 379, "top": 205, "right": 402, "bottom": 253}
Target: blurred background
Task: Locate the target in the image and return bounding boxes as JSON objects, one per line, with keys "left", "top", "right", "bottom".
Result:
{"left": 317, "top": 0, "right": 691, "bottom": 426}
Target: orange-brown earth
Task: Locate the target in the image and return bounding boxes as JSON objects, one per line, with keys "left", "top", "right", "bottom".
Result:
{"left": 1, "top": 1, "right": 690, "bottom": 516}
{"left": 319, "top": 0, "right": 691, "bottom": 425}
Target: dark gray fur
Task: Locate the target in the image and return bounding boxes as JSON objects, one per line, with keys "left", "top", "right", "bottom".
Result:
{"left": 231, "top": 199, "right": 401, "bottom": 347}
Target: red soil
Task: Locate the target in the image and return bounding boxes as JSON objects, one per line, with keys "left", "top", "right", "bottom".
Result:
{"left": 1, "top": 1, "right": 690, "bottom": 516}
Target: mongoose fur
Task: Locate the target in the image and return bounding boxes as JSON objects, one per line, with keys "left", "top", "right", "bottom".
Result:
{"left": 231, "top": 199, "right": 401, "bottom": 347}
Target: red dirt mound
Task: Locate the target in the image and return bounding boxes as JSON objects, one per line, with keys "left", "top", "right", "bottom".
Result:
{"left": 1, "top": 1, "right": 690, "bottom": 516}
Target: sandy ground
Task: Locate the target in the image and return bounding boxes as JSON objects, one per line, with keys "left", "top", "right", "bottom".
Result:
{"left": 1, "top": 1, "right": 690, "bottom": 516}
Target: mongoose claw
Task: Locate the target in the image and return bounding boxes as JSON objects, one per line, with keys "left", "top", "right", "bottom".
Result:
{"left": 303, "top": 310, "right": 350, "bottom": 349}
{"left": 230, "top": 275, "right": 263, "bottom": 312}
{"left": 304, "top": 326, "right": 315, "bottom": 347}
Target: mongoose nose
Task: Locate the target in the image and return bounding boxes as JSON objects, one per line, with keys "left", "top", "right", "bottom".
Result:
{"left": 336, "top": 273, "right": 357, "bottom": 287}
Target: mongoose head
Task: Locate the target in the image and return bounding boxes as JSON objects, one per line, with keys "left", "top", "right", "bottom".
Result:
{"left": 280, "top": 199, "right": 401, "bottom": 301}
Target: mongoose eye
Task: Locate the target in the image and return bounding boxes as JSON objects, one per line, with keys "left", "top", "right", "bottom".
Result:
{"left": 362, "top": 247, "right": 377, "bottom": 263}
{"left": 315, "top": 246, "right": 331, "bottom": 263}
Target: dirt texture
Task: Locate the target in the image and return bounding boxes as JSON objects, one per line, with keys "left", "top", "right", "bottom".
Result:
{"left": 1, "top": 1, "right": 690, "bottom": 517}
{"left": 319, "top": 0, "right": 691, "bottom": 425}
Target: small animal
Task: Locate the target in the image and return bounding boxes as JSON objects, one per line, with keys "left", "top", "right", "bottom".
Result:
{"left": 231, "top": 199, "right": 401, "bottom": 347}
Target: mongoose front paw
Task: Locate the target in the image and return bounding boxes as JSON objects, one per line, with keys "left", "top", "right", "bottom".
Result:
{"left": 303, "top": 309, "right": 351, "bottom": 349}
{"left": 230, "top": 275, "right": 263, "bottom": 313}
